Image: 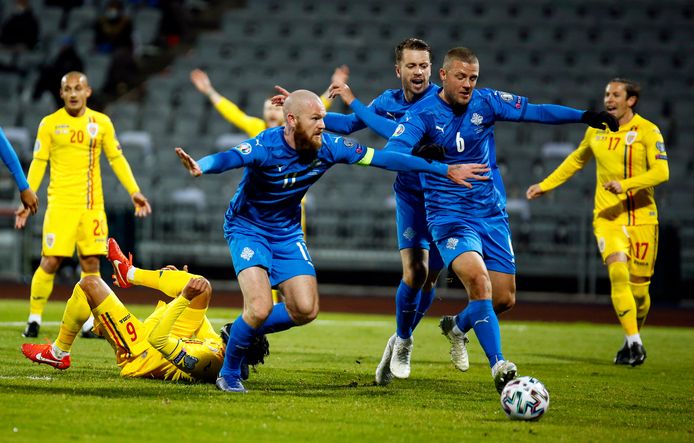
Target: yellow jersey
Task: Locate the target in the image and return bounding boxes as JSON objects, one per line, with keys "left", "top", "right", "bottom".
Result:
{"left": 539, "top": 113, "right": 669, "bottom": 226}
{"left": 29, "top": 107, "right": 140, "bottom": 210}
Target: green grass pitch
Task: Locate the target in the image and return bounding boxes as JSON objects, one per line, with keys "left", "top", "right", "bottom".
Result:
{"left": 1, "top": 299, "right": 692, "bottom": 442}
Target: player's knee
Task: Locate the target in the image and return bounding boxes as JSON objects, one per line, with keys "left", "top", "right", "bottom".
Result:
{"left": 287, "top": 299, "right": 319, "bottom": 325}
{"left": 78, "top": 276, "right": 102, "bottom": 302}
{"left": 466, "top": 273, "right": 492, "bottom": 300}
{"left": 247, "top": 303, "right": 273, "bottom": 325}
{"left": 402, "top": 263, "right": 428, "bottom": 288}
{"left": 493, "top": 292, "right": 515, "bottom": 314}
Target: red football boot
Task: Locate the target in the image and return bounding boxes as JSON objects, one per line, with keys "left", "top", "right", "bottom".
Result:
{"left": 21, "top": 343, "right": 71, "bottom": 370}
{"left": 107, "top": 238, "right": 133, "bottom": 288}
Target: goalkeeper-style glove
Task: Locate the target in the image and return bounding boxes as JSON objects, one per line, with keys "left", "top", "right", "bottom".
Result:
{"left": 581, "top": 110, "right": 619, "bottom": 131}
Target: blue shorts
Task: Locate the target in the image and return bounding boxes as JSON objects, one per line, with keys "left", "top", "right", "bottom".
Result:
{"left": 430, "top": 212, "right": 515, "bottom": 274}
{"left": 225, "top": 222, "right": 315, "bottom": 286}
{"left": 394, "top": 187, "right": 444, "bottom": 271}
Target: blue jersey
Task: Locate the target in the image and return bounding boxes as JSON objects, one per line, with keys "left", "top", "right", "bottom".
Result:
{"left": 325, "top": 84, "right": 441, "bottom": 193}
{"left": 197, "top": 126, "right": 449, "bottom": 238}
{"left": 212, "top": 128, "right": 368, "bottom": 236}
{"left": 0, "top": 127, "right": 29, "bottom": 191}
{"left": 386, "top": 88, "right": 530, "bottom": 223}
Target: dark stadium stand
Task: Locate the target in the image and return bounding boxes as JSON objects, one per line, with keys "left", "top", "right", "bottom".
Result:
{"left": 0, "top": 0, "right": 691, "bottom": 301}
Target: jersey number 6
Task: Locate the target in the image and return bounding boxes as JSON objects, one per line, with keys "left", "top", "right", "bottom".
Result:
{"left": 456, "top": 132, "right": 465, "bottom": 153}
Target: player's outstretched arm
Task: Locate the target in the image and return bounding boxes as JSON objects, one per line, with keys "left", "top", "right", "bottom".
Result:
{"left": 320, "top": 65, "right": 350, "bottom": 110}
{"left": 175, "top": 147, "right": 203, "bottom": 177}
{"left": 191, "top": 69, "right": 222, "bottom": 104}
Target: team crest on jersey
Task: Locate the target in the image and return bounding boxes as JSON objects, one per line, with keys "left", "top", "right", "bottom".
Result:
{"left": 235, "top": 143, "right": 252, "bottom": 155}
{"left": 393, "top": 124, "right": 405, "bottom": 137}
{"left": 471, "top": 113, "right": 483, "bottom": 126}
{"left": 446, "top": 237, "right": 459, "bottom": 250}
{"left": 87, "top": 123, "right": 99, "bottom": 138}
{"left": 240, "top": 247, "right": 255, "bottom": 261}
{"left": 45, "top": 233, "right": 55, "bottom": 249}
{"left": 402, "top": 227, "right": 416, "bottom": 241}
{"left": 625, "top": 131, "right": 638, "bottom": 145}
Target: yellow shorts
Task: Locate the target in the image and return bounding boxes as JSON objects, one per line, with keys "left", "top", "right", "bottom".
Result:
{"left": 42, "top": 207, "right": 108, "bottom": 257}
{"left": 594, "top": 222, "right": 658, "bottom": 278}
{"left": 93, "top": 296, "right": 209, "bottom": 381}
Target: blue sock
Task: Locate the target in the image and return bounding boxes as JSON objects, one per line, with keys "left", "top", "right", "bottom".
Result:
{"left": 257, "top": 302, "right": 297, "bottom": 335}
{"left": 455, "top": 299, "right": 504, "bottom": 367}
{"left": 395, "top": 280, "right": 420, "bottom": 339}
{"left": 412, "top": 287, "right": 436, "bottom": 330}
{"left": 219, "top": 316, "right": 257, "bottom": 378}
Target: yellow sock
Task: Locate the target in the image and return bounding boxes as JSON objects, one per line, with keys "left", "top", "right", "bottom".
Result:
{"left": 55, "top": 284, "right": 92, "bottom": 352}
{"left": 631, "top": 281, "right": 651, "bottom": 330}
{"left": 29, "top": 266, "right": 55, "bottom": 317}
{"left": 608, "top": 262, "right": 638, "bottom": 336}
{"left": 133, "top": 269, "right": 195, "bottom": 298}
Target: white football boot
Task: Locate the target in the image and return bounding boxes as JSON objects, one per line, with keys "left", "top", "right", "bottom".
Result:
{"left": 375, "top": 333, "right": 396, "bottom": 386}
{"left": 492, "top": 360, "right": 518, "bottom": 393}
{"left": 389, "top": 336, "right": 413, "bottom": 379}
{"left": 439, "top": 315, "right": 470, "bottom": 371}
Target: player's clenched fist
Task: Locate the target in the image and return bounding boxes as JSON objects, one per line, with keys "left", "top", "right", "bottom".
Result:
{"left": 181, "top": 277, "right": 211, "bottom": 301}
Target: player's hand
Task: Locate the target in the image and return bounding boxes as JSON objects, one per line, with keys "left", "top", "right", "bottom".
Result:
{"left": 603, "top": 180, "right": 623, "bottom": 194}
{"left": 14, "top": 205, "right": 29, "bottom": 230}
{"left": 331, "top": 64, "right": 350, "bottom": 84}
{"left": 271, "top": 85, "right": 290, "bottom": 106}
{"left": 181, "top": 277, "right": 211, "bottom": 301}
{"left": 131, "top": 192, "right": 151, "bottom": 217}
{"left": 19, "top": 188, "right": 38, "bottom": 214}
{"left": 175, "top": 147, "right": 202, "bottom": 177}
{"left": 190, "top": 69, "right": 213, "bottom": 95}
{"left": 328, "top": 82, "right": 355, "bottom": 105}
{"left": 526, "top": 184, "right": 545, "bottom": 199}
{"left": 581, "top": 110, "right": 619, "bottom": 132}
{"left": 446, "top": 163, "right": 490, "bottom": 189}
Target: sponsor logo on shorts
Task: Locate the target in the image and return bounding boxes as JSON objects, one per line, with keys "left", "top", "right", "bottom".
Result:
{"left": 240, "top": 247, "right": 255, "bottom": 261}
{"left": 403, "top": 227, "right": 416, "bottom": 241}
{"left": 45, "top": 233, "right": 55, "bottom": 249}
{"left": 235, "top": 143, "right": 252, "bottom": 155}
{"left": 446, "top": 237, "right": 459, "bottom": 250}
{"left": 393, "top": 124, "right": 405, "bottom": 137}
{"left": 597, "top": 237, "right": 605, "bottom": 253}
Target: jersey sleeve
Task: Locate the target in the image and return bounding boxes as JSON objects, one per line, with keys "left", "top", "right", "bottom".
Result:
{"left": 539, "top": 129, "right": 594, "bottom": 192}
{"left": 0, "top": 127, "right": 29, "bottom": 191}
{"left": 349, "top": 98, "right": 399, "bottom": 139}
{"left": 103, "top": 117, "right": 141, "bottom": 195}
{"left": 323, "top": 111, "right": 367, "bottom": 134}
{"left": 26, "top": 118, "right": 52, "bottom": 191}
{"left": 619, "top": 126, "right": 669, "bottom": 192}
{"left": 485, "top": 90, "right": 529, "bottom": 121}
{"left": 198, "top": 139, "right": 268, "bottom": 174}
{"left": 357, "top": 148, "right": 448, "bottom": 176}
{"left": 214, "top": 97, "right": 266, "bottom": 138}
{"left": 383, "top": 112, "right": 426, "bottom": 155}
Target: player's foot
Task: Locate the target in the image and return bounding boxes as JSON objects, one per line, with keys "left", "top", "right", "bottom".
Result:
{"left": 375, "top": 334, "right": 396, "bottom": 386}
{"left": 390, "top": 336, "right": 413, "bottom": 379}
{"left": 216, "top": 375, "right": 247, "bottom": 393}
{"left": 629, "top": 342, "right": 647, "bottom": 367}
{"left": 492, "top": 360, "right": 517, "bottom": 394}
{"left": 439, "top": 315, "right": 470, "bottom": 372}
{"left": 614, "top": 342, "right": 630, "bottom": 365}
{"left": 21, "top": 343, "right": 71, "bottom": 370}
{"left": 107, "top": 238, "right": 133, "bottom": 288}
{"left": 22, "top": 321, "right": 39, "bottom": 338}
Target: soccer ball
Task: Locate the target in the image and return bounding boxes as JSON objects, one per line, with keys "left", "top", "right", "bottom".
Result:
{"left": 500, "top": 376, "right": 550, "bottom": 420}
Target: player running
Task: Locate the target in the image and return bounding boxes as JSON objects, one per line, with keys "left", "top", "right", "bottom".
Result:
{"left": 384, "top": 47, "right": 619, "bottom": 393}
{"left": 175, "top": 89, "right": 489, "bottom": 393}
{"left": 21, "top": 238, "right": 269, "bottom": 383}
{"left": 15, "top": 71, "right": 151, "bottom": 339}
{"left": 527, "top": 78, "right": 669, "bottom": 366}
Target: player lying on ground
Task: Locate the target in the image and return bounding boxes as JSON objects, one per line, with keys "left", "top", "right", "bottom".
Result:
{"left": 21, "top": 238, "right": 269, "bottom": 383}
